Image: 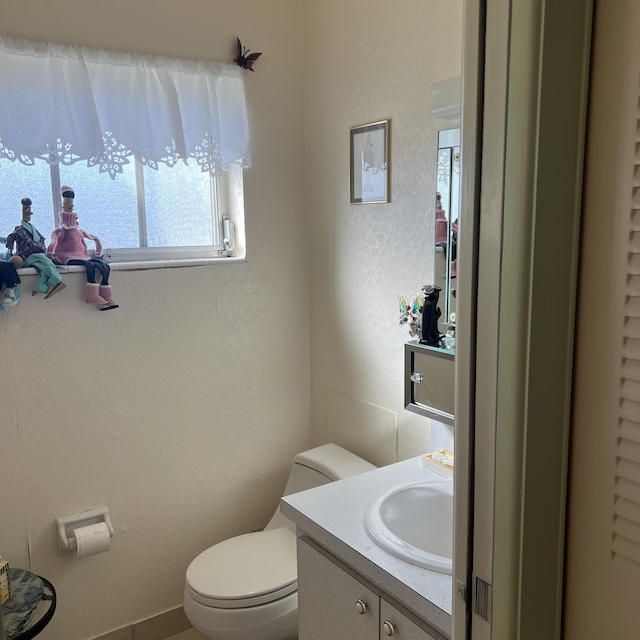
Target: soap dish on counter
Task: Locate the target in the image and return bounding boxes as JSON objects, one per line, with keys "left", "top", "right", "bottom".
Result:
{"left": 422, "top": 450, "right": 454, "bottom": 478}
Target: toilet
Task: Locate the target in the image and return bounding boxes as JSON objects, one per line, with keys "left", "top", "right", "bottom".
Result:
{"left": 183, "top": 443, "right": 376, "bottom": 640}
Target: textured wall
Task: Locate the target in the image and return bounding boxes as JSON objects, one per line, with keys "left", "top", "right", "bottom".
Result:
{"left": 0, "top": 2, "right": 309, "bottom": 639}
{"left": 303, "top": 0, "right": 462, "bottom": 460}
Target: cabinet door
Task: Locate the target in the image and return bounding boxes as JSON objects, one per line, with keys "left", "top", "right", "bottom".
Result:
{"left": 404, "top": 343, "right": 455, "bottom": 425}
{"left": 380, "top": 599, "right": 440, "bottom": 640}
{"left": 298, "top": 538, "right": 379, "bottom": 640}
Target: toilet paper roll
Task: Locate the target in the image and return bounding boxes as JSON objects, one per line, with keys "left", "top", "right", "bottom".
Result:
{"left": 74, "top": 522, "right": 111, "bottom": 558}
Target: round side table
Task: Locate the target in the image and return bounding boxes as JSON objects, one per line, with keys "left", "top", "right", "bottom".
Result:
{"left": 1, "top": 568, "right": 56, "bottom": 640}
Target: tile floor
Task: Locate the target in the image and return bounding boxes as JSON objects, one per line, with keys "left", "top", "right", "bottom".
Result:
{"left": 165, "top": 629, "right": 208, "bottom": 640}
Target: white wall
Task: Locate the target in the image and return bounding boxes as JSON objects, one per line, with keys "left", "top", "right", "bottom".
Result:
{"left": 303, "top": 0, "right": 462, "bottom": 460}
{"left": 0, "top": 2, "right": 309, "bottom": 639}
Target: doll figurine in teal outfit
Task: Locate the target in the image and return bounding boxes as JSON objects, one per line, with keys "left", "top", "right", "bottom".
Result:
{"left": 6, "top": 198, "right": 66, "bottom": 298}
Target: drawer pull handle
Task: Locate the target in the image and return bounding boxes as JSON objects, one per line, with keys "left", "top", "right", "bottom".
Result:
{"left": 355, "top": 599, "right": 368, "bottom": 614}
{"left": 382, "top": 620, "right": 396, "bottom": 636}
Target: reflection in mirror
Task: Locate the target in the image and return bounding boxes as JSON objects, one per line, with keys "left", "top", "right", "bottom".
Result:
{"left": 435, "top": 128, "right": 460, "bottom": 338}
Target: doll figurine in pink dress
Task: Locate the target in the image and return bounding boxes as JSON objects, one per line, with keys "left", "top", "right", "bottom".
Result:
{"left": 47, "top": 186, "right": 118, "bottom": 310}
{"left": 435, "top": 193, "right": 448, "bottom": 246}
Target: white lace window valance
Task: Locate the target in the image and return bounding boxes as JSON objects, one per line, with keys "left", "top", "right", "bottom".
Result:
{"left": 0, "top": 36, "right": 251, "bottom": 178}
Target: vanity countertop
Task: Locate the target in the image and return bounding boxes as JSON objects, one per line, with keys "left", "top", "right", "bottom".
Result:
{"left": 280, "top": 455, "right": 452, "bottom": 638}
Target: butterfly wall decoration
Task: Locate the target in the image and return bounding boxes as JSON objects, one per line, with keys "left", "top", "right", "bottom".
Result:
{"left": 234, "top": 37, "right": 262, "bottom": 71}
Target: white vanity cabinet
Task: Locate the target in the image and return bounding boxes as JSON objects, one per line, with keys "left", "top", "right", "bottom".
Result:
{"left": 298, "top": 537, "right": 442, "bottom": 640}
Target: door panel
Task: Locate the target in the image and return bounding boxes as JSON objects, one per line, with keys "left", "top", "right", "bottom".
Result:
{"left": 297, "top": 538, "right": 379, "bottom": 640}
{"left": 564, "top": 1, "right": 640, "bottom": 637}
{"left": 380, "top": 599, "right": 440, "bottom": 640}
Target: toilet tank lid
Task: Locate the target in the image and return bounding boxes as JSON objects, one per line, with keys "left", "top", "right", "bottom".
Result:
{"left": 294, "top": 443, "right": 376, "bottom": 481}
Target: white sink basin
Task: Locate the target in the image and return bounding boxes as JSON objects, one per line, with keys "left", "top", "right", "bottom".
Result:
{"left": 363, "top": 480, "right": 453, "bottom": 574}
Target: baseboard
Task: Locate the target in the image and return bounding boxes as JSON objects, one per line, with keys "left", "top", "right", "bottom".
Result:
{"left": 90, "top": 606, "right": 192, "bottom": 640}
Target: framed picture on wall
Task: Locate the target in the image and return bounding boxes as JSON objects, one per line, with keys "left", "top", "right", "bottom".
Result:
{"left": 349, "top": 119, "right": 390, "bottom": 204}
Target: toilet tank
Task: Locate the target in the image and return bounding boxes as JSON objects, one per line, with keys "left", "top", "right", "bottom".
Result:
{"left": 284, "top": 443, "right": 376, "bottom": 495}
{"left": 265, "top": 443, "right": 376, "bottom": 532}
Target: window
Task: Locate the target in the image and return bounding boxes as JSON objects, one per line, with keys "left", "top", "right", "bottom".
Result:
{"left": 0, "top": 36, "right": 250, "bottom": 264}
{"left": 0, "top": 158, "right": 244, "bottom": 262}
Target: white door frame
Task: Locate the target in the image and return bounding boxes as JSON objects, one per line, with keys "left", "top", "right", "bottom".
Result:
{"left": 454, "top": 1, "right": 593, "bottom": 638}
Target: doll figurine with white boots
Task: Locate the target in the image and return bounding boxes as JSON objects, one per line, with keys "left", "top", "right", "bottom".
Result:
{"left": 47, "top": 186, "right": 118, "bottom": 311}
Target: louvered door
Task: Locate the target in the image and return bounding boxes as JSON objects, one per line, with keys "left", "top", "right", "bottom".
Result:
{"left": 606, "top": 26, "right": 640, "bottom": 570}
{"left": 564, "top": 1, "right": 640, "bottom": 638}
{"left": 614, "top": 122, "right": 640, "bottom": 562}
{"left": 616, "top": 363, "right": 640, "bottom": 562}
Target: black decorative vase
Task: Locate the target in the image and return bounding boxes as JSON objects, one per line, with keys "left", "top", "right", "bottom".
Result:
{"left": 420, "top": 284, "right": 442, "bottom": 346}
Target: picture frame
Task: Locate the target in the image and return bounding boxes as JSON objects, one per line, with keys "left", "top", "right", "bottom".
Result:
{"left": 349, "top": 119, "right": 390, "bottom": 204}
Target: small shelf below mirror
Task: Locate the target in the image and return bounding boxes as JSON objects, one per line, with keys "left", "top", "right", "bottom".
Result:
{"left": 404, "top": 341, "right": 454, "bottom": 425}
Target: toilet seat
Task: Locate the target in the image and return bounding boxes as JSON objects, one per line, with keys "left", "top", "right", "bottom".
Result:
{"left": 186, "top": 528, "right": 298, "bottom": 609}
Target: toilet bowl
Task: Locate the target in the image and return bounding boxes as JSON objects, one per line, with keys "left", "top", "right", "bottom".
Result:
{"left": 183, "top": 444, "right": 376, "bottom": 640}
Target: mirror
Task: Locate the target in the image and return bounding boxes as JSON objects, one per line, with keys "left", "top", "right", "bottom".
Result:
{"left": 434, "top": 128, "right": 460, "bottom": 335}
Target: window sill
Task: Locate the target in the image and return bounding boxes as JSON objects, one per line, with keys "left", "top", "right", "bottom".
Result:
{"left": 15, "top": 256, "right": 247, "bottom": 277}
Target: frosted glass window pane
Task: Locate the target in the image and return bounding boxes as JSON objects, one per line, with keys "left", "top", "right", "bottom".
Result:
{"left": 1, "top": 159, "right": 224, "bottom": 256}
{"left": 60, "top": 162, "right": 139, "bottom": 249}
{"left": 0, "top": 160, "right": 55, "bottom": 245}
{"left": 144, "top": 162, "right": 214, "bottom": 247}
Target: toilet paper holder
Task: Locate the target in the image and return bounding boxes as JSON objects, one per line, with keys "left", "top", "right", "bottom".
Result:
{"left": 56, "top": 506, "right": 114, "bottom": 554}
